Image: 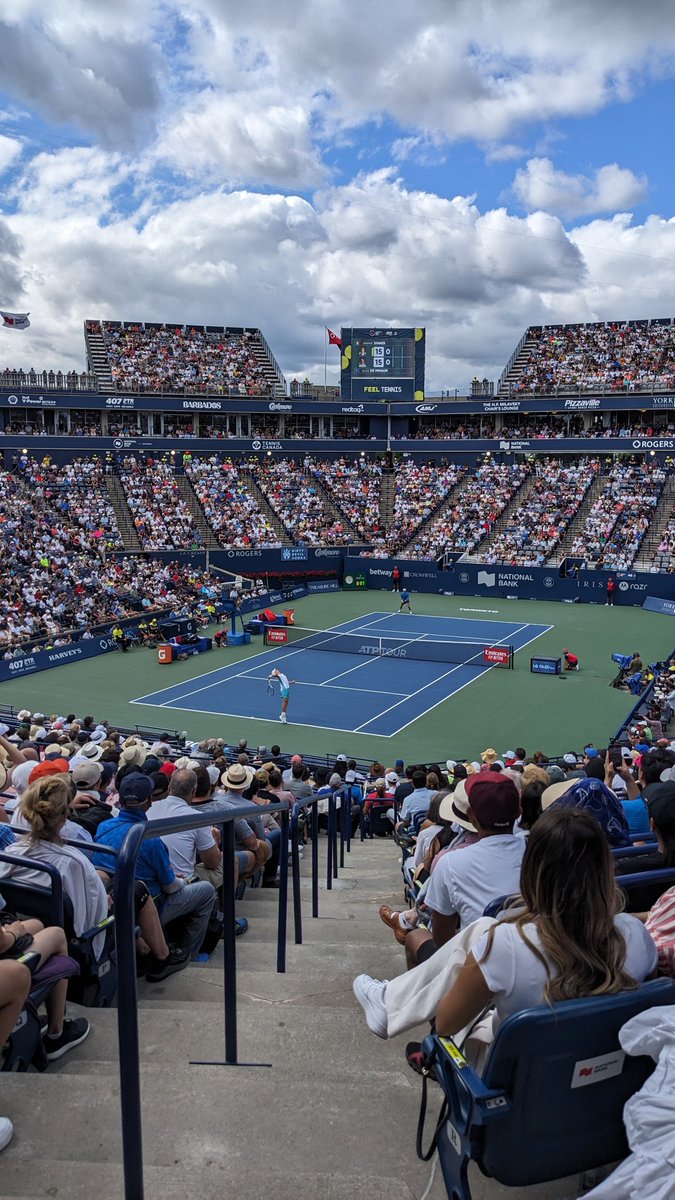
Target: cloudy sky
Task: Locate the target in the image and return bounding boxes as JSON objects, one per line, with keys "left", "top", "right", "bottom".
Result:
{"left": 2, "top": 0, "right": 675, "bottom": 392}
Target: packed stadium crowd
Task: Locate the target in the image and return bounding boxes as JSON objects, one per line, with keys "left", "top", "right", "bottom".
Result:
{"left": 90, "top": 322, "right": 273, "bottom": 396}
{"left": 509, "top": 320, "right": 675, "bottom": 394}
{"left": 480, "top": 459, "right": 597, "bottom": 567}
{"left": 389, "top": 461, "right": 464, "bottom": 550}
{"left": 2, "top": 660, "right": 675, "bottom": 1153}
{"left": 185, "top": 457, "right": 282, "bottom": 548}
{"left": 118, "top": 457, "right": 202, "bottom": 550}
{"left": 308, "top": 457, "right": 384, "bottom": 543}
{"left": 568, "top": 462, "right": 667, "bottom": 570}
{"left": 0, "top": 549, "right": 219, "bottom": 655}
{"left": 252, "top": 458, "right": 353, "bottom": 545}
{"left": 398, "top": 462, "right": 529, "bottom": 560}
{"left": 14, "top": 457, "right": 122, "bottom": 550}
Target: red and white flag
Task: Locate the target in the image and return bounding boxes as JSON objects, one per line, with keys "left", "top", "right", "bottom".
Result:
{"left": 326, "top": 327, "right": 342, "bottom": 348}
{"left": 0, "top": 311, "right": 30, "bottom": 329}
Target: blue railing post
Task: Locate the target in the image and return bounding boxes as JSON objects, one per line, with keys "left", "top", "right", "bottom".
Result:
{"left": 339, "top": 789, "right": 346, "bottom": 870}
{"left": 277, "top": 803, "right": 289, "bottom": 970}
{"left": 221, "top": 820, "right": 237, "bottom": 1064}
{"left": 310, "top": 804, "right": 319, "bottom": 918}
{"left": 113, "top": 820, "right": 147, "bottom": 1200}
{"left": 345, "top": 786, "right": 352, "bottom": 854}
{"left": 327, "top": 796, "right": 335, "bottom": 891}
{"left": 332, "top": 799, "right": 339, "bottom": 880}
{"left": 290, "top": 803, "right": 303, "bottom": 945}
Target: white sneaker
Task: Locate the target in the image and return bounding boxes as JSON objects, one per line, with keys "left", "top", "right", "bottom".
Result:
{"left": 352, "top": 974, "right": 388, "bottom": 1038}
{"left": 0, "top": 1118, "right": 13, "bottom": 1153}
{"left": 279, "top": 713, "right": 287, "bottom": 723}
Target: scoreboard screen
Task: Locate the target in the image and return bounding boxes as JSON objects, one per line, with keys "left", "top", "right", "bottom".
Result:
{"left": 351, "top": 336, "right": 416, "bottom": 379}
{"left": 340, "top": 326, "right": 425, "bottom": 401}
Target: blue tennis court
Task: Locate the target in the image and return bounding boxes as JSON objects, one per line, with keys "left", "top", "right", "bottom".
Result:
{"left": 132, "top": 611, "right": 552, "bottom": 738}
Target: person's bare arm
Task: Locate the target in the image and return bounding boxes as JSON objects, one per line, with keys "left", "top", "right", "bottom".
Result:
{"left": 435, "top": 951, "right": 494, "bottom": 1037}
{"left": 199, "top": 844, "right": 221, "bottom": 870}
{"left": 431, "top": 910, "right": 460, "bottom": 947}
{"left": 0, "top": 734, "right": 28, "bottom": 766}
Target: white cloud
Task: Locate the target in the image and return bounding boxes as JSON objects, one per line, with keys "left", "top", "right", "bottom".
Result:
{"left": 2, "top": 2, "right": 675, "bottom": 156}
{"left": 153, "top": 90, "right": 325, "bottom": 188}
{"left": 1, "top": 2, "right": 675, "bottom": 391}
{"left": 0, "top": 135, "right": 22, "bottom": 176}
{"left": 512, "top": 157, "right": 649, "bottom": 218}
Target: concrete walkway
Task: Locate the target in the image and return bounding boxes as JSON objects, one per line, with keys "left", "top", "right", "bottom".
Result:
{"left": 1, "top": 836, "right": 603, "bottom": 1199}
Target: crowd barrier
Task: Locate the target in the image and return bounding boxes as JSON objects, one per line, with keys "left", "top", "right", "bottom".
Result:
{"left": 0, "top": 634, "right": 120, "bottom": 683}
{"left": 344, "top": 556, "right": 675, "bottom": 608}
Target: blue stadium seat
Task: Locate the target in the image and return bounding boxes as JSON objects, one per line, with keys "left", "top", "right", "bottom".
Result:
{"left": 3, "top": 951, "right": 81, "bottom": 1072}
{"left": 423, "top": 978, "right": 675, "bottom": 1200}
{"left": 616, "top": 866, "right": 675, "bottom": 912}
{"left": 0, "top": 853, "right": 117, "bottom": 1007}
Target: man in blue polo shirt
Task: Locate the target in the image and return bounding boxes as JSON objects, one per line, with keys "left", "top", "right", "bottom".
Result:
{"left": 92, "top": 773, "right": 216, "bottom": 973}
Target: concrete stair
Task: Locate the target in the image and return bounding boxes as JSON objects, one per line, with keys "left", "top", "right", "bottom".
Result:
{"left": 104, "top": 476, "right": 143, "bottom": 550}
{"left": 461, "top": 468, "right": 535, "bottom": 559}
{"left": 396, "top": 470, "right": 480, "bottom": 559}
{"left": 239, "top": 468, "right": 294, "bottom": 545}
{"left": 547, "top": 472, "right": 607, "bottom": 563}
{"left": 632, "top": 472, "right": 675, "bottom": 570}
{"left": 379, "top": 467, "right": 396, "bottom": 531}
{"left": 175, "top": 474, "right": 220, "bottom": 548}
{"left": 308, "top": 472, "right": 362, "bottom": 540}
{"left": 498, "top": 335, "right": 538, "bottom": 395}
{"left": 1, "top": 840, "right": 603, "bottom": 1200}
{"left": 84, "top": 324, "right": 115, "bottom": 392}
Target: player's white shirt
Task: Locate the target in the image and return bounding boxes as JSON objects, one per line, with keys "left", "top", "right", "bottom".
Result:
{"left": 276, "top": 672, "right": 290, "bottom": 690}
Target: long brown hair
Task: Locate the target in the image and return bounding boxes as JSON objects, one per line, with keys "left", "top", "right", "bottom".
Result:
{"left": 479, "top": 807, "right": 636, "bottom": 1003}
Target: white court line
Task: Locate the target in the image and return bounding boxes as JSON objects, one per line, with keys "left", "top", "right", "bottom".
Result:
{"left": 352, "top": 620, "right": 552, "bottom": 734}
{"left": 133, "top": 612, "right": 553, "bottom": 737}
{"left": 132, "top": 642, "right": 314, "bottom": 706}
{"left": 386, "top": 623, "right": 555, "bottom": 736}
{"left": 132, "top": 610, "right": 397, "bottom": 704}
{"left": 131, "top": 700, "right": 399, "bottom": 737}
{"left": 133, "top": 621, "right": 555, "bottom": 739}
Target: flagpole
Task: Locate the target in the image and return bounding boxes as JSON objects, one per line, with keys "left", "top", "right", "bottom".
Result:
{"left": 324, "top": 327, "right": 327, "bottom": 389}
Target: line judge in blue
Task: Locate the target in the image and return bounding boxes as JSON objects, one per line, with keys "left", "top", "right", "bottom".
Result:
{"left": 268, "top": 668, "right": 295, "bottom": 724}
{"left": 398, "top": 587, "right": 413, "bottom": 614}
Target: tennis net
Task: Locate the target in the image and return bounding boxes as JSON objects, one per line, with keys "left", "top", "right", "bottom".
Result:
{"left": 263, "top": 624, "right": 514, "bottom": 668}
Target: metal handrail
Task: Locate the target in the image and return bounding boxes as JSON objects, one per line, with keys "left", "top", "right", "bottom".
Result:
{"left": 112, "top": 800, "right": 289, "bottom": 1200}
{"left": 289, "top": 796, "right": 319, "bottom": 943}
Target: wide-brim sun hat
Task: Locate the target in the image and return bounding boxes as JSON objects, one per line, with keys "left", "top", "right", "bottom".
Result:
{"left": 438, "top": 780, "right": 475, "bottom": 832}
{"left": 221, "top": 763, "right": 255, "bottom": 790}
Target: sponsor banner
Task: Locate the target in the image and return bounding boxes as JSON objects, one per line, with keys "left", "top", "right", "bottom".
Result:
{"left": 483, "top": 645, "right": 511, "bottom": 666}
{"left": 0, "top": 391, "right": 382, "bottom": 416}
{"left": 0, "top": 634, "right": 118, "bottom": 683}
{"left": 344, "top": 556, "right": 675, "bottom": 608}
{"left": 395, "top": 393, "right": 675, "bottom": 416}
{"left": 643, "top": 596, "right": 675, "bottom": 617}
{"left": 265, "top": 627, "right": 289, "bottom": 644}
{"left": 531, "top": 656, "right": 562, "bottom": 675}
{"left": 346, "top": 379, "right": 414, "bottom": 400}
{"left": 307, "top": 579, "right": 340, "bottom": 593}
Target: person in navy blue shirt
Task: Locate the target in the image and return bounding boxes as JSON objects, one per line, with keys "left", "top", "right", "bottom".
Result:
{"left": 398, "top": 588, "right": 412, "bottom": 614}
{"left": 92, "top": 773, "right": 214, "bottom": 975}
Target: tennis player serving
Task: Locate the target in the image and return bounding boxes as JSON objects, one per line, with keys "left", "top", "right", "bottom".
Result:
{"left": 268, "top": 668, "right": 295, "bottom": 723}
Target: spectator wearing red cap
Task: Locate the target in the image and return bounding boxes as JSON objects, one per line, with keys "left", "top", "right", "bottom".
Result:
{"left": 401, "top": 774, "right": 524, "bottom": 968}
{"left": 10, "top": 760, "right": 93, "bottom": 845}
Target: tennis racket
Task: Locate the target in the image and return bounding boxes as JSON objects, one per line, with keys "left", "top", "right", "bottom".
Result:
{"left": 266, "top": 676, "right": 275, "bottom": 695}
